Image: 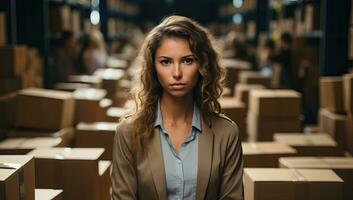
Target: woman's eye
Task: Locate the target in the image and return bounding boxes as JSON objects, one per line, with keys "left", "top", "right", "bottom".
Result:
{"left": 160, "top": 60, "right": 171, "bottom": 66}
{"left": 183, "top": 57, "right": 194, "bottom": 65}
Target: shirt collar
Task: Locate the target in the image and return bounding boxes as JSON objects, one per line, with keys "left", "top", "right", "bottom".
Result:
{"left": 154, "top": 100, "right": 202, "bottom": 132}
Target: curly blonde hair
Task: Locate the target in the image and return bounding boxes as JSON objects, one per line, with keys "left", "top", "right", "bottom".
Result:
{"left": 122, "top": 15, "right": 224, "bottom": 147}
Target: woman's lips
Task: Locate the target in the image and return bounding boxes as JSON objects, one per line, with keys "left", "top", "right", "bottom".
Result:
{"left": 170, "top": 83, "right": 186, "bottom": 90}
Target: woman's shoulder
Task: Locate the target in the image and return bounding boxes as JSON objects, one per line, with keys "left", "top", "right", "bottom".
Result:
{"left": 209, "top": 113, "right": 240, "bottom": 139}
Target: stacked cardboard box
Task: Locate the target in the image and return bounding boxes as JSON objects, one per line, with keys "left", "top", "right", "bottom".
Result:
{"left": 0, "top": 155, "right": 35, "bottom": 200}
{"left": 234, "top": 83, "right": 265, "bottom": 107}
{"left": 0, "top": 137, "right": 63, "bottom": 155}
{"left": 49, "top": 4, "right": 71, "bottom": 33}
{"left": 239, "top": 71, "right": 272, "bottom": 88}
{"left": 244, "top": 168, "right": 343, "bottom": 200}
{"left": 67, "top": 75, "right": 102, "bottom": 88}
{"left": 106, "top": 107, "right": 128, "bottom": 122}
{"left": 75, "top": 122, "right": 116, "bottom": 160}
{"left": 54, "top": 82, "right": 91, "bottom": 92}
{"left": 35, "top": 189, "right": 63, "bottom": 200}
{"left": 280, "top": 157, "right": 353, "bottom": 200}
{"left": 274, "top": 133, "right": 343, "bottom": 156}
{"left": 16, "top": 88, "right": 75, "bottom": 130}
{"left": 93, "top": 68, "right": 125, "bottom": 99}
{"left": 0, "top": 93, "right": 17, "bottom": 131}
{"left": 6, "top": 127, "right": 75, "bottom": 147}
{"left": 319, "top": 109, "right": 346, "bottom": 149}
{"left": 28, "top": 148, "right": 107, "bottom": 200}
{"left": 319, "top": 77, "right": 345, "bottom": 113}
{"left": 220, "top": 59, "right": 251, "bottom": 95}
{"left": 242, "top": 142, "right": 297, "bottom": 168}
{"left": 0, "top": 13, "right": 6, "bottom": 45}
{"left": 71, "top": 10, "right": 80, "bottom": 35}
{"left": 99, "top": 161, "right": 112, "bottom": 200}
{"left": 304, "top": 3, "right": 321, "bottom": 32}
{"left": 73, "top": 88, "right": 107, "bottom": 123}
{"left": 219, "top": 97, "right": 247, "bottom": 140}
{"left": 22, "top": 48, "right": 43, "bottom": 89}
{"left": 343, "top": 74, "right": 353, "bottom": 154}
{"left": 247, "top": 90, "right": 302, "bottom": 141}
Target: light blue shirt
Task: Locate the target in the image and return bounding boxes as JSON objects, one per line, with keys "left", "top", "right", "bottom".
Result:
{"left": 154, "top": 101, "right": 201, "bottom": 200}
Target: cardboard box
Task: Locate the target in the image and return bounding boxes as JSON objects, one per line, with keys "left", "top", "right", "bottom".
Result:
{"left": 304, "top": 3, "right": 320, "bottom": 32}
{"left": 0, "top": 77, "right": 22, "bottom": 95}
{"left": 99, "top": 161, "right": 111, "bottom": 200}
{"left": 71, "top": 10, "right": 80, "bottom": 35}
{"left": 49, "top": 5, "right": 71, "bottom": 33}
{"left": 28, "top": 148, "right": 104, "bottom": 200}
{"left": 0, "top": 137, "right": 63, "bottom": 155}
{"left": 249, "top": 89, "right": 302, "bottom": 117}
{"left": 106, "top": 107, "right": 127, "bottom": 122}
{"left": 244, "top": 168, "right": 343, "bottom": 200}
{"left": 6, "top": 127, "right": 75, "bottom": 147}
{"left": 273, "top": 133, "right": 343, "bottom": 156}
{"left": 219, "top": 97, "right": 247, "bottom": 140}
{"left": 54, "top": 83, "right": 90, "bottom": 92}
{"left": 73, "top": 88, "right": 107, "bottom": 123}
{"left": 16, "top": 88, "right": 75, "bottom": 130}
{"left": 220, "top": 59, "right": 251, "bottom": 95}
{"left": 234, "top": 84, "right": 265, "bottom": 106}
{"left": 247, "top": 112, "right": 301, "bottom": 141}
{"left": 0, "top": 168, "right": 20, "bottom": 200}
{"left": 349, "top": 28, "right": 353, "bottom": 59}
{"left": 0, "top": 155, "right": 35, "bottom": 200}
{"left": 75, "top": 122, "right": 116, "bottom": 160}
{"left": 0, "top": 93, "right": 17, "bottom": 130}
{"left": 320, "top": 77, "right": 345, "bottom": 113}
{"left": 346, "top": 113, "right": 353, "bottom": 154}
{"left": 239, "top": 71, "right": 271, "bottom": 88}
{"left": 242, "top": 142, "right": 297, "bottom": 168}
{"left": 343, "top": 73, "right": 353, "bottom": 113}
{"left": 0, "top": 13, "right": 6, "bottom": 45}
{"left": 35, "top": 189, "right": 63, "bottom": 200}
{"left": 279, "top": 157, "right": 353, "bottom": 200}
{"left": 0, "top": 46, "right": 27, "bottom": 78}
{"left": 93, "top": 69, "right": 125, "bottom": 99}
{"left": 319, "top": 109, "right": 346, "bottom": 149}
{"left": 67, "top": 75, "right": 102, "bottom": 88}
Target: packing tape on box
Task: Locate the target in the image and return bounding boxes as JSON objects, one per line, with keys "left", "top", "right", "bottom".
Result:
{"left": 0, "top": 162, "right": 26, "bottom": 199}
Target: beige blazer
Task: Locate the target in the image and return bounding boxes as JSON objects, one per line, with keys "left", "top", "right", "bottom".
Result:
{"left": 112, "top": 113, "right": 244, "bottom": 200}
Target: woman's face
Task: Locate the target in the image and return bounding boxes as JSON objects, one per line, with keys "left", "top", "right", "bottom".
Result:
{"left": 154, "top": 37, "right": 199, "bottom": 99}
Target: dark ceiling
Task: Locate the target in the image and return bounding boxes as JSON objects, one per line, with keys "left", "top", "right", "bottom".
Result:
{"left": 138, "top": 0, "right": 221, "bottom": 24}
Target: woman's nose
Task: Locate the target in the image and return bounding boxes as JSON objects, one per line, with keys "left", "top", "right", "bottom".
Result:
{"left": 172, "top": 64, "right": 182, "bottom": 79}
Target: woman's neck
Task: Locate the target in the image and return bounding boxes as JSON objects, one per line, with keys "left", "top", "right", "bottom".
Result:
{"left": 160, "top": 93, "right": 194, "bottom": 126}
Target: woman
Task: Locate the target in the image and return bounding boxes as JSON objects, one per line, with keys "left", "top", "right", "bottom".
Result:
{"left": 112, "top": 15, "right": 243, "bottom": 200}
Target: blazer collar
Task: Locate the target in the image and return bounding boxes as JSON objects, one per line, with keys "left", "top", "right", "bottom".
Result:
{"left": 147, "top": 113, "right": 214, "bottom": 200}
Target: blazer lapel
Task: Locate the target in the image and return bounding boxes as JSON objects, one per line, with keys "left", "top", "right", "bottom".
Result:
{"left": 147, "top": 128, "right": 167, "bottom": 200}
{"left": 196, "top": 114, "right": 214, "bottom": 200}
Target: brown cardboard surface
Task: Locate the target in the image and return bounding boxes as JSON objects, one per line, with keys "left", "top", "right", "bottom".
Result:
{"left": 7, "top": 127, "right": 75, "bottom": 147}
{"left": 244, "top": 168, "right": 343, "bottom": 200}
{"left": 274, "top": 133, "right": 343, "bottom": 156}
{"left": 0, "top": 93, "right": 17, "bottom": 130}
{"left": 318, "top": 108, "right": 346, "bottom": 149}
{"left": 99, "top": 161, "right": 111, "bottom": 200}
{"left": 249, "top": 89, "right": 302, "bottom": 117}
{"left": 0, "top": 155, "right": 35, "bottom": 200}
{"left": 343, "top": 73, "right": 353, "bottom": 113}
{"left": 48, "top": 5, "right": 71, "bottom": 33}
{"left": 106, "top": 107, "right": 127, "bottom": 122}
{"left": 0, "top": 13, "right": 5, "bottom": 45}
{"left": 16, "top": 88, "right": 75, "bottom": 130}
{"left": 73, "top": 88, "right": 107, "bottom": 123}
{"left": 247, "top": 112, "right": 301, "bottom": 141}
{"left": 67, "top": 75, "right": 102, "bottom": 88}
{"left": 234, "top": 83, "right": 265, "bottom": 106}
{"left": 239, "top": 71, "right": 271, "bottom": 88}
{"left": 279, "top": 157, "right": 353, "bottom": 200}
{"left": 320, "top": 77, "right": 345, "bottom": 113}
{"left": 93, "top": 69, "right": 125, "bottom": 99}
{"left": 0, "top": 77, "right": 22, "bottom": 95}
{"left": 54, "top": 82, "right": 91, "bottom": 92}
{"left": 346, "top": 113, "right": 353, "bottom": 154}
{"left": 0, "top": 169, "right": 20, "bottom": 200}
{"left": 27, "top": 148, "right": 104, "bottom": 200}
{"left": 75, "top": 122, "right": 116, "bottom": 160}
{"left": 242, "top": 142, "right": 297, "bottom": 167}
{"left": 0, "top": 138, "right": 63, "bottom": 155}
{"left": 0, "top": 46, "right": 27, "bottom": 78}
{"left": 35, "top": 189, "right": 63, "bottom": 200}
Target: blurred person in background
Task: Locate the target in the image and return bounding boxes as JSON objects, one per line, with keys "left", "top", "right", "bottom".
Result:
{"left": 52, "top": 30, "right": 79, "bottom": 82}
{"left": 259, "top": 38, "right": 276, "bottom": 77}
{"left": 112, "top": 15, "right": 244, "bottom": 200}
{"left": 79, "top": 29, "right": 108, "bottom": 74}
